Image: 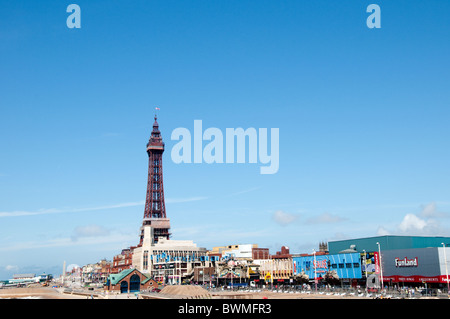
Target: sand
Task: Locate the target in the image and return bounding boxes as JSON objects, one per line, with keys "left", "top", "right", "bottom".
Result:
{"left": 159, "top": 285, "right": 212, "bottom": 298}
{"left": 0, "top": 287, "right": 87, "bottom": 299}
{"left": 0, "top": 286, "right": 374, "bottom": 299}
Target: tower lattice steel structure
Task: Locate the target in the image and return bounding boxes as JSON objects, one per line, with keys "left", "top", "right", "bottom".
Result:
{"left": 140, "top": 115, "right": 170, "bottom": 245}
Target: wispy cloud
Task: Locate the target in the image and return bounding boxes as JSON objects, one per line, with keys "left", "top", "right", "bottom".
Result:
{"left": 0, "top": 201, "right": 145, "bottom": 218}
{"left": 0, "top": 232, "right": 137, "bottom": 252}
{"left": 377, "top": 202, "right": 449, "bottom": 236}
{"left": 272, "top": 210, "right": 299, "bottom": 226}
{"left": 4, "top": 265, "right": 19, "bottom": 272}
{"left": 71, "top": 224, "right": 110, "bottom": 242}
{"left": 0, "top": 196, "right": 209, "bottom": 218}
{"left": 418, "top": 202, "right": 449, "bottom": 219}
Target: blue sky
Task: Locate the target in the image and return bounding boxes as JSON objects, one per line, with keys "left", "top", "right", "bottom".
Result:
{"left": 1, "top": 0, "right": 450, "bottom": 279}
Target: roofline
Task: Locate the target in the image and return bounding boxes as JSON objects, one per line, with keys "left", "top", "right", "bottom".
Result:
{"left": 328, "top": 235, "right": 450, "bottom": 243}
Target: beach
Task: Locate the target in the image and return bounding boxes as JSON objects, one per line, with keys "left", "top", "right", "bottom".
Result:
{"left": 0, "top": 286, "right": 370, "bottom": 299}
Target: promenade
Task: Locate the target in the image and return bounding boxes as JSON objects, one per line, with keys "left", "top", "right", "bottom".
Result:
{"left": 1, "top": 286, "right": 448, "bottom": 299}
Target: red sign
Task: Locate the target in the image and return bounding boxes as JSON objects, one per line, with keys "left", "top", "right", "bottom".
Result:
{"left": 374, "top": 252, "right": 380, "bottom": 274}
{"left": 313, "top": 260, "right": 327, "bottom": 269}
{"left": 383, "top": 275, "right": 450, "bottom": 283}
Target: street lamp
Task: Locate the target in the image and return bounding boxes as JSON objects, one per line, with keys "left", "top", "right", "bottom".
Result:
{"left": 442, "top": 243, "right": 449, "bottom": 295}
{"left": 376, "top": 242, "right": 384, "bottom": 293}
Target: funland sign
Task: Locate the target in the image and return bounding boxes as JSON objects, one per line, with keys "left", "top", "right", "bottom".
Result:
{"left": 394, "top": 257, "right": 418, "bottom": 267}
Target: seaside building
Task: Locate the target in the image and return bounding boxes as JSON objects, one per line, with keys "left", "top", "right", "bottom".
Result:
{"left": 207, "top": 244, "right": 271, "bottom": 286}
{"left": 209, "top": 244, "right": 256, "bottom": 259}
{"left": 257, "top": 258, "right": 293, "bottom": 284}
{"left": 105, "top": 268, "right": 158, "bottom": 293}
{"left": 326, "top": 235, "right": 450, "bottom": 288}
{"left": 111, "top": 248, "right": 134, "bottom": 274}
{"left": 292, "top": 252, "right": 363, "bottom": 288}
{"left": 132, "top": 225, "right": 207, "bottom": 284}
{"left": 328, "top": 235, "right": 450, "bottom": 255}
{"left": 272, "top": 246, "right": 292, "bottom": 259}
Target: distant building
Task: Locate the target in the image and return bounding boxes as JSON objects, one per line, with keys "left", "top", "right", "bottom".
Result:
{"left": 252, "top": 247, "right": 270, "bottom": 260}
{"left": 111, "top": 248, "right": 135, "bottom": 274}
{"left": 209, "top": 244, "right": 256, "bottom": 259}
{"left": 272, "top": 246, "right": 291, "bottom": 259}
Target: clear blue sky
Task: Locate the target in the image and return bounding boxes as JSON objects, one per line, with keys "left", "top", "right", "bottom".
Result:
{"left": 1, "top": 0, "right": 450, "bottom": 279}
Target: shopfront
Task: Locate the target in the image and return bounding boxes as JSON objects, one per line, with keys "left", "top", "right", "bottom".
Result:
{"left": 293, "top": 253, "right": 362, "bottom": 285}
{"left": 380, "top": 247, "right": 450, "bottom": 288}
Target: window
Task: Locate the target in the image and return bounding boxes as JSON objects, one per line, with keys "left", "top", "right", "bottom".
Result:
{"left": 305, "top": 261, "right": 311, "bottom": 271}
{"left": 338, "top": 263, "right": 344, "bottom": 269}
{"left": 143, "top": 251, "right": 148, "bottom": 270}
{"left": 353, "top": 263, "right": 360, "bottom": 268}
{"left": 346, "top": 263, "right": 352, "bottom": 268}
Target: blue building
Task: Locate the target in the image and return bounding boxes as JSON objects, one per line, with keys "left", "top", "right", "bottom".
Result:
{"left": 293, "top": 253, "right": 362, "bottom": 281}
{"left": 328, "top": 253, "right": 362, "bottom": 279}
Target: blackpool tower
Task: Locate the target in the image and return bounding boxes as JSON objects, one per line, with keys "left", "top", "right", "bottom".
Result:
{"left": 140, "top": 115, "right": 170, "bottom": 245}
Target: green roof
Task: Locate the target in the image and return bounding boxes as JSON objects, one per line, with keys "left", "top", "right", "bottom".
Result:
{"left": 108, "top": 269, "right": 134, "bottom": 285}
{"left": 108, "top": 268, "right": 155, "bottom": 286}
{"left": 141, "top": 274, "right": 153, "bottom": 284}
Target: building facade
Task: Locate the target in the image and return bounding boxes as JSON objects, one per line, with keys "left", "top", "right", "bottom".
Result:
{"left": 379, "top": 247, "right": 450, "bottom": 286}
{"left": 105, "top": 268, "right": 158, "bottom": 293}
{"left": 293, "top": 253, "right": 362, "bottom": 281}
{"left": 328, "top": 235, "right": 450, "bottom": 255}
{"left": 328, "top": 236, "right": 450, "bottom": 287}
{"left": 132, "top": 225, "right": 207, "bottom": 283}
{"left": 111, "top": 248, "right": 134, "bottom": 274}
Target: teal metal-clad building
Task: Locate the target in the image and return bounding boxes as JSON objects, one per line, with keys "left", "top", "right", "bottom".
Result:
{"left": 328, "top": 236, "right": 450, "bottom": 255}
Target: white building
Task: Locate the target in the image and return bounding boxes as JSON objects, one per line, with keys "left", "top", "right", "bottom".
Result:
{"left": 210, "top": 244, "right": 256, "bottom": 259}
{"left": 132, "top": 225, "right": 207, "bottom": 283}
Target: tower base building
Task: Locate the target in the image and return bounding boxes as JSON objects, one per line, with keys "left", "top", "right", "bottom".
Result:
{"left": 132, "top": 225, "right": 207, "bottom": 283}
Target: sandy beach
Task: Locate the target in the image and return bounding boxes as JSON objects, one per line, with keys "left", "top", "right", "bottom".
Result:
{"left": 0, "top": 287, "right": 88, "bottom": 299}
{"left": 0, "top": 286, "right": 371, "bottom": 299}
